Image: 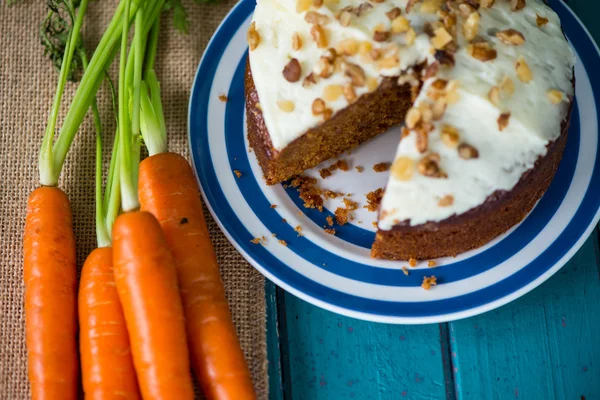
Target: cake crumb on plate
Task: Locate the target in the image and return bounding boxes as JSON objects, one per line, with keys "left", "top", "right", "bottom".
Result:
{"left": 421, "top": 276, "right": 437, "bottom": 290}
{"left": 324, "top": 228, "right": 336, "bottom": 235}
{"left": 326, "top": 215, "right": 334, "bottom": 226}
{"left": 218, "top": 94, "right": 228, "bottom": 102}
{"left": 234, "top": 170, "right": 242, "bottom": 178}
{"left": 409, "top": 258, "right": 417, "bottom": 267}
{"left": 402, "top": 266, "right": 409, "bottom": 276}
{"left": 428, "top": 260, "right": 437, "bottom": 268}
{"left": 373, "top": 162, "right": 390, "bottom": 172}
{"left": 364, "top": 188, "right": 384, "bottom": 212}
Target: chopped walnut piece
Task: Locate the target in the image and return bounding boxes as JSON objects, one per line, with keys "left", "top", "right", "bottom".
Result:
{"left": 431, "top": 27, "right": 453, "bottom": 49}
{"left": 421, "top": 0, "right": 441, "bottom": 13}
{"left": 337, "top": 39, "right": 359, "bottom": 56}
{"left": 324, "top": 84, "right": 343, "bottom": 101}
{"left": 359, "top": 41, "right": 373, "bottom": 55}
{"left": 373, "top": 29, "right": 391, "bottom": 42}
{"left": 296, "top": 0, "right": 311, "bottom": 12}
{"left": 516, "top": 56, "right": 533, "bottom": 83}
{"left": 377, "top": 56, "right": 400, "bottom": 69}
{"left": 432, "top": 98, "right": 447, "bottom": 120}
{"left": 480, "top": 0, "right": 494, "bottom": 8}
{"left": 422, "top": 276, "right": 437, "bottom": 290}
{"left": 488, "top": 86, "right": 500, "bottom": 106}
{"left": 415, "top": 129, "right": 428, "bottom": 153}
{"left": 339, "top": 10, "right": 352, "bottom": 26}
{"left": 434, "top": 49, "right": 455, "bottom": 67}
{"left": 405, "top": 28, "right": 417, "bottom": 45}
{"left": 391, "top": 157, "right": 415, "bottom": 181}
{"left": 428, "top": 260, "right": 437, "bottom": 267}
{"left": 373, "top": 162, "right": 390, "bottom": 172}
{"left": 311, "top": 25, "right": 328, "bottom": 48}
{"left": 326, "top": 215, "right": 334, "bottom": 226}
{"left": 365, "top": 188, "right": 384, "bottom": 211}
{"left": 343, "top": 83, "right": 357, "bottom": 103}
{"left": 283, "top": 58, "right": 302, "bottom": 82}
{"left": 496, "top": 29, "right": 525, "bottom": 45}
{"left": 344, "top": 62, "right": 366, "bottom": 86}
{"left": 511, "top": 0, "right": 525, "bottom": 12}
{"left": 458, "top": 2, "right": 476, "bottom": 18}
{"left": 234, "top": 169, "right": 242, "bottom": 178}
{"left": 292, "top": 32, "right": 303, "bottom": 51}
{"left": 406, "top": 0, "right": 420, "bottom": 13}
{"left": 500, "top": 76, "right": 515, "bottom": 96}
{"left": 497, "top": 112, "right": 511, "bottom": 131}
{"left": 418, "top": 153, "right": 447, "bottom": 178}
{"left": 463, "top": 11, "right": 480, "bottom": 41}
{"left": 536, "top": 14, "right": 549, "bottom": 27}
{"left": 312, "top": 98, "right": 326, "bottom": 115}
{"left": 547, "top": 89, "right": 564, "bottom": 104}
{"left": 277, "top": 100, "right": 295, "bottom": 112}
{"left": 441, "top": 125, "right": 460, "bottom": 148}
{"left": 405, "top": 108, "right": 422, "bottom": 129}
{"left": 402, "top": 266, "right": 410, "bottom": 276}
{"left": 391, "top": 16, "right": 411, "bottom": 33}
{"left": 314, "top": 57, "right": 333, "bottom": 79}
{"left": 467, "top": 42, "right": 497, "bottom": 61}
{"left": 305, "top": 11, "right": 330, "bottom": 25}
{"left": 303, "top": 73, "right": 318, "bottom": 88}
{"left": 386, "top": 7, "right": 402, "bottom": 20}
{"left": 438, "top": 194, "right": 454, "bottom": 207}
{"left": 458, "top": 143, "right": 479, "bottom": 159}
{"left": 247, "top": 22, "right": 260, "bottom": 50}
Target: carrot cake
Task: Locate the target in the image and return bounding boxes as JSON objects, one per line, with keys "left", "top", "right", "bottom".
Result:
{"left": 245, "top": 0, "right": 575, "bottom": 260}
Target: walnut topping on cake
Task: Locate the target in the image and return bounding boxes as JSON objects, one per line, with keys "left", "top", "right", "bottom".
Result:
{"left": 373, "top": 28, "right": 391, "bottom": 42}
{"left": 277, "top": 100, "right": 295, "bottom": 112}
{"left": 440, "top": 124, "right": 460, "bottom": 148}
{"left": 462, "top": 11, "right": 480, "bottom": 41}
{"left": 292, "top": 32, "right": 303, "bottom": 51}
{"left": 547, "top": 89, "right": 564, "bottom": 104}
{"left": 405, "top": 108, "right": 422, "bottom": 129}
{"left": 458, "top": 3, "right": 477, "bottom": 18}
{"left": 536, "top": 14, "right": 549, "bottom": 27}
{"left": 386, "top": 7, "right": 402, "bottom": 20}
{"left": 324, "top": 84, "right": 343, "bottom": 101}
{"left": 247, "top": 22, "right": 260, "bottom": 50}
{"left": 438, "top": 194, "right": 454, "bottom": 207}
{"left": 344, "top": 62, "right": 366, "bottom": 86}
{"left": 511, "top": 0, "right": 526, "bottom": 12}
{"left": 296, "top": 0, "right": 311, "bottom": 12}
{"left": 312, "top": 98, "right": 326, "bottom": 115}
{"left": 496, "top": 29, "right": 525, "bottom": 45}
{"left": 480, "top": 0, "right": 495, "bottom": 8}
{"left": 303, "top": 73, "right": 318, "bottom": 88}
{"left": 516, "top": 56, "right": 533, "bottom": 82}
{"left": 418, "top": 153, "right": 447, "bottom": 178}
{"left": 467, "top": 42, "right": 497, "bottom": 61}
{"left": 283, "top": 58, "right": 302, "bottom": 82}
{"left": 391, "top": 16, "right": 411, "bottom": 33}
{"left": 391, "top": 157, "right": 415, "bottom": 181}
{"left": 434, "top": 49, "right": 455, "bottom": 67}
{"left": 421, "top": 276, "right": 437, "bottom": 290}
{"left": 415, "top": 129, "right": 429, "bottom": 153}
{"left": 500, "top": 76, "right": 515, "bottom": 96}
{"left": 497, "top": 112, "right": 511, "bottom": 131}
{"left": 406, "top": 0, "right": 420, "bottom": 13}
{"left": 338, "top": 10, "right": 352, "bottom": 26}
{"left": 431, "top": 27, "right": 453, "bottom": 49}
{"left": 311, "top": 25, "right": 328, "bottom": 48}
{"left": 305, "top": 11, "right": 330, "bottom": 25}
{"left": 458, "top": 143, "right": 479, "bottom": 159}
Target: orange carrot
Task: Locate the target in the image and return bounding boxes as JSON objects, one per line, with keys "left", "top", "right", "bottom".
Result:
{"left": 79, "top": 247, "right": 140, "bottom": 399}
{"left": 23, "top": 187, "right": 78, "bottom": 400}
{"left": 112, "top": 211, "right": 194, "bottom": 399}
{"left": 139, "top": 152, "right": 256, "bottom": 400}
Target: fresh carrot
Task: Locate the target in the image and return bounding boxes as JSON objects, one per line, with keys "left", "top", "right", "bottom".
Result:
{"left": 112, "top": 6, "right": 194, "bottom": 398}
{"left": 139, "top": 152, "right": 256, "bottom": 399}
{"left": 24, "top": 187, "right": 78, "bottom": 400}
{"left": 24, "top": 1, "right": 89, "bottom": 397}
{"left": 112, "top": 211, "right": 194, "bottom": 399}
{"left": 79, "top": 248, "right": 140, "bottom": 400}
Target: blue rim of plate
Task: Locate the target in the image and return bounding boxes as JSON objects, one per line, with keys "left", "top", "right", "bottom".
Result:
{"left": 189, "top": 0, "right": 600, "bottom": 324}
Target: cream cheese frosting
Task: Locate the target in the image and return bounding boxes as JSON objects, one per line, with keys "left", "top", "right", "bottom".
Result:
{"left": 248, "top": 0, "right": 575, "bottom": 229}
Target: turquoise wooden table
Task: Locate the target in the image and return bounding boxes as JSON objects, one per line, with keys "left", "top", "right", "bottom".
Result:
{"left": 264, "top": 1, "right": 600, "bottom": 398}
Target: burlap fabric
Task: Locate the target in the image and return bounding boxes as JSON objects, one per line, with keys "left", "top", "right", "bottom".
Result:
{"left": 0, "top": 1, "right": 267, "bottom": 398}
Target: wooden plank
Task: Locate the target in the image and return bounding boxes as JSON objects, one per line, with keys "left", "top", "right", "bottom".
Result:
{"left": 448, "top": 231, "right": 600, "bottom": 399}
{"left": 280, "top": 293, "right": 448, "bottom": 400}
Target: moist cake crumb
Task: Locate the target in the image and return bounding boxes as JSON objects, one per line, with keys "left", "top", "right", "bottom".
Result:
{"left": 251, "top": 237, "right": 261, "bottom": 244}
{"left": 271, "top": 233, "right": 277, "bottom": 237}
{"left": 324, "top": 228, "right": 336, "bottom": 235}
{"left": 335, "top": 208, "right": 350, "bottom": 226}
{"left": 402, "top": 266, "right": 409, "bottom": 276}
{"left": 326, "top": 215, "right": 334, "bottom": 226}
{"left": 219, "top": 94, "right": 228, "bottom": 102}
{"left": 324, "top": 190, "right": 344, "bottom": 199}
{"left": 343, "top": 198, "right": 359, "bottom": 210}
{"left": 295, "top": 225, "right": 303, "bottom": 236}
{"left": 279, "top": 239, "right": 288, "bottom": 246}
{"left": 270, "top": 204, "right": 277, "bottom": 209}
{"left": 409, "top": 258, "right": 417, "bottom": 267}
{"left": 319, "top": 168, "right": 333, "bottom": 179}
{"left": 355, "top": 166, "right": 364, "bottom": 173}
{"left": 373, "top": 162, "right": 390, "bottom": 172}
{"left": 234, "top": 170, "right": 242, "bottom": 178}
{"left": 290, "top": 175, "right": 324, "bottom": 211}
{"left": 421, "top": 276, "right": 437, "bottom": 290}
{"left": 336, "top": 159, "right": 350, "bottom": 171}
{"left": 365, "top": 188, "right": 384, "bottom": 212}
{"left": 428, "top": 260, "right": 437, "bottom": 268}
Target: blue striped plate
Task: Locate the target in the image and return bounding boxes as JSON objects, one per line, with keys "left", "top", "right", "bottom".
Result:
{"left": 189, "top": 0, "right": 600, "bottom": 323}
